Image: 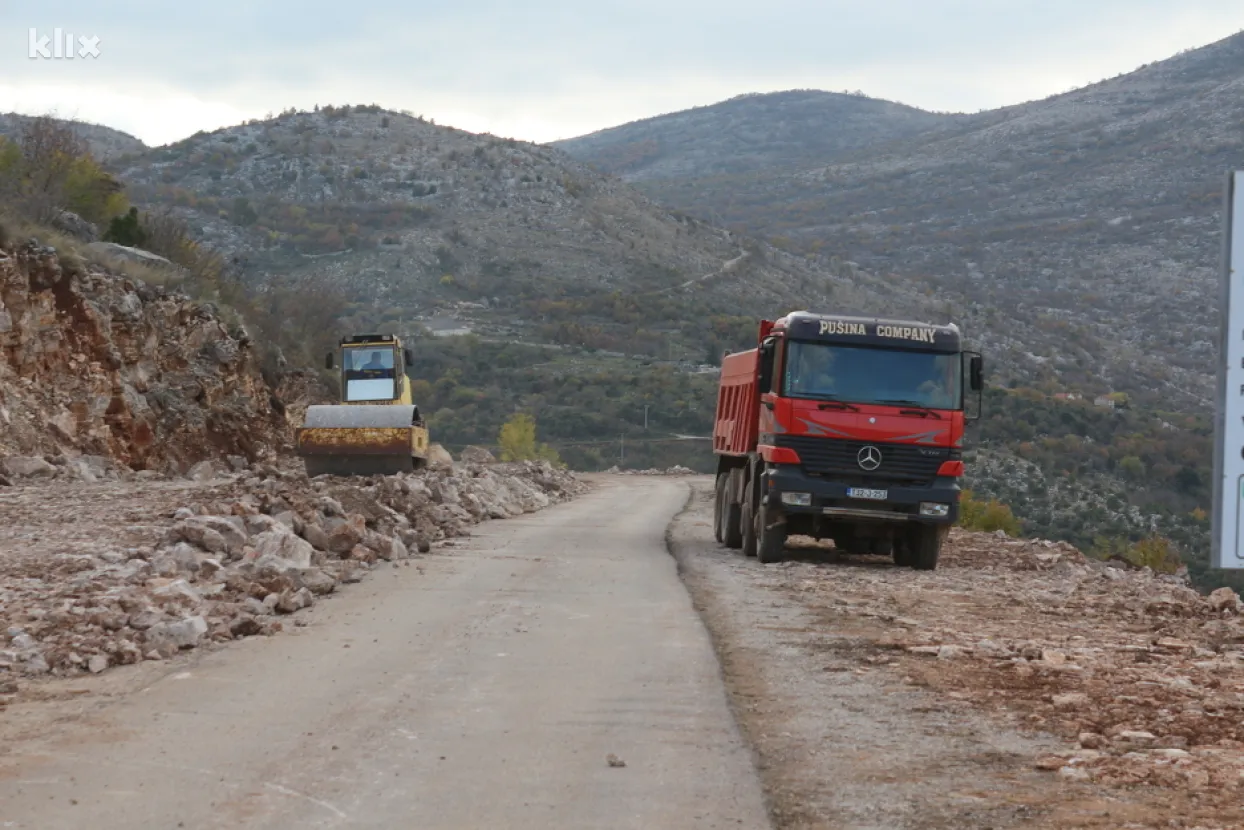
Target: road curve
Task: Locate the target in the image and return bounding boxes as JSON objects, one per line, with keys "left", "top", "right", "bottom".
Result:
{"left": 0, "top": 476, "right": 771, "bottom": 829}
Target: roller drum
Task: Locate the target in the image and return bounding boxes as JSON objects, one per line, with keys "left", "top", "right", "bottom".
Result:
{"left": 296, "top": 404, "right": 425, "bottom": 477}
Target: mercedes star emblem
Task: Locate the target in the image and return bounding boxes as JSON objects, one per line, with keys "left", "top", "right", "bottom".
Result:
{"left": 857, "top": 445, "right": 882, "bottom": 471}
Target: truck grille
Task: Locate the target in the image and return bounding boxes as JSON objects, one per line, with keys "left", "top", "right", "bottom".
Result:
{"left": 775, "top": 435, "right": 951, "bottom": 485}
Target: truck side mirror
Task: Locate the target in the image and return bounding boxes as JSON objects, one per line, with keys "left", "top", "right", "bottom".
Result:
{"left": 758, "top": 341, "right": 774, "bottom": 392}
{"left": 325, "top": 352, "right": 334, "bottom": 369}
{"left": 404, "top": 348, "right": 414, "bottom": 365}
{"left": 970, "top": 355, "right": 983, "bottom": 391}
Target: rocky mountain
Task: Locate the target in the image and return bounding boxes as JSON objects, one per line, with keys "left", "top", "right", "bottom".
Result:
{"left": 553, "top": 90, "right": 954, "bottom": 181}
{"left": 559, "top": 31, "right": 1244, "bottom": 412}
{"left": 0, "top": 113, "right": 146, "bottom": 161}
{"left": 0, "top": 232, "right": 287, "bottom": 474}
{"left": 106, "top": 104, "right": 951, "bottom": 359}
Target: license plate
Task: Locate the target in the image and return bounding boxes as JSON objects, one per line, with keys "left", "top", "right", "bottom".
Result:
{"left": 846, "top": 488, "right": 887, "bottom": 500}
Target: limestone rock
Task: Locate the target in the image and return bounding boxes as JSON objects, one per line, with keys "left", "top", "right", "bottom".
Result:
{"left": 144, "top": 616, "right": 208, "bottom": 650}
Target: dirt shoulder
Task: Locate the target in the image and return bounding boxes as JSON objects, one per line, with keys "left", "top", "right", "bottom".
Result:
{"left": 668, "top": 478, "right": 1244, "bottom": 830}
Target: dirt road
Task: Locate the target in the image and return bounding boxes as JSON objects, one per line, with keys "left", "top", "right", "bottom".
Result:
{"left": 8, "top": 472, "right": 1236, "bottom": 830}
{"left": 0, "top": 476, "right": 770, "bottom": 829}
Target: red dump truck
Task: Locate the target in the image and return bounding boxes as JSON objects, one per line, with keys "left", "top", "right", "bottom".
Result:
{"left": 712, "top": 311, "right": 983, "bottom": 569}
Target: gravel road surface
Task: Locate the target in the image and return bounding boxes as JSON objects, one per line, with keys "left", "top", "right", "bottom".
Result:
{"left": 668, "top": 477, "right": 1119, "bottom": 830}
{"left": 0, "top": 476, "right": 770, "bottom": 829}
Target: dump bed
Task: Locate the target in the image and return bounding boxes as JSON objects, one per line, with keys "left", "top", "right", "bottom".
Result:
{"left": 713, "top": 348, "right": 760, "bottom": 457}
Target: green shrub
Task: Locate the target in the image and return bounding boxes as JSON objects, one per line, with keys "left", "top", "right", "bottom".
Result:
{"left": 103, "top": 207, "right": 147, "bottom": 246}
{"left": 1090, "top": 532, "right": 1183, "bottom": 574}
{"left": 958, "top": 489, "right": 1022, "bottom": 536}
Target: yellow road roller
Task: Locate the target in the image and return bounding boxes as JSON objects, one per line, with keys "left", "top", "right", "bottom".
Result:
{"left": 295, "top": 334, "right": 430, "bottom": 476}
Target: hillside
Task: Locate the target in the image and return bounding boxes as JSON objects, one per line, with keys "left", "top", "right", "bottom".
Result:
{"left": 0, "top": 113, "right": 146, "bottom": 161}
{"left": 559, "top": 31, "right": 1244, "bottom": 413}
{"left": 1, "top": 97, "right": 1215, "bottom": 582}
{"left": 107, "top": 105, "right": 951, "bottom": 362}
{"left": 553, "top": 90, "right": 954, "bottom": 180}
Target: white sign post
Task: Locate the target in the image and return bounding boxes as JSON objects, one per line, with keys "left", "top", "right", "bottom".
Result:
{"left": 1213, "top": 171, "right": 1244, "bottom": 569}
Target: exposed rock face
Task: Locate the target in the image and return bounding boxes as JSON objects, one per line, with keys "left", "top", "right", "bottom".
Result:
{"left": 0, "top": 239, "right": 287, "bottom": 471}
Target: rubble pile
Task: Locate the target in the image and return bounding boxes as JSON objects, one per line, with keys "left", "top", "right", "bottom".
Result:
{"left": 0, "top": 452, "right": 153, "bottom": 487}
{"left": 603, "top": 465, "right": 697, "bottom": 476}
{"left": 0, "top": 459, "right": 583, "bottom": 694}
{"left": 0, "top": 239, "right": 287, "bottom": 472}
{"left": 779, "top": 528, "right": 1244, "bottom": 814}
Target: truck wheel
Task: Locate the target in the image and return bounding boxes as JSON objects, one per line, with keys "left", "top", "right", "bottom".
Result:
{"left": 740, "top": 481, "right": 758, "bottom": 558}
{"left": 755, "top": 507, "right": 786, "bottom": 564}
{"left": 724, "top": 486, "right": 743, "bottom": 550}
{"left": 892, "top": 539, "right": 914, "bottom": 567}
{"left": 713, "top": 475, "right": 726, "bottom": 544}
{"left": 907, "top": 524, "right": 943, "bottom": 571}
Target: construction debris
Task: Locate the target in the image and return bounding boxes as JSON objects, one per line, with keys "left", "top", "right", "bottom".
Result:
{"left": 603, "top": 465, "right": 697, "bottom": 476}
{"left": 0, "top": 459, "right": 583, "bottom": 692}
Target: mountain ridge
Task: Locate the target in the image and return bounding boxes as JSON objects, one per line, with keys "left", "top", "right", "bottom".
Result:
{"left": 553, "top": 89, "right": 957, "bottom": 181}
{"left": 0, "top": 112, "right": 146, "bottom": 161}
{"left": 556, "top": 29, "right": 1244, "bottom": 413}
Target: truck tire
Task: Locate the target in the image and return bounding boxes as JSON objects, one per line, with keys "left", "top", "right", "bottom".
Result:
{"left": 740, "top": 480, "right": 758, "bottom": 558}
{"left": 724, "top": 490, "right": 743, "bottom": 550}
{"left": 755, "top": 506, "right": 786, "bottom": 564}
{"left": 713, "top": 475, "right": 726, "bottom": 544}
{"left": 907, "top": 524, "right": 943, "bottom": 571}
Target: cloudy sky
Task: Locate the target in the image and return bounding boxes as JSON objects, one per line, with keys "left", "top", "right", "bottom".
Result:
{"left": 3, "top": 1, "right": 1244, "bottom": 147}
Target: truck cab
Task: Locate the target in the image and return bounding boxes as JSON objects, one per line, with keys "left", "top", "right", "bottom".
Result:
{"left": 713, "top": 311, "right": 983, "bottom": 569}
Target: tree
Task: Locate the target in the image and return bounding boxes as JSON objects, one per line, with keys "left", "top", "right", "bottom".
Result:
{"left": 62, "top": 154, "right": 126, "bottom": 222}
{"left": 0, "top": 116, "right": 126, "bottom": 223}
{"left": 231, "top": 197, "right": 258, "bottom": 226}
{"left": 103, "top": 207, "right": 147, "bottom": 246}
{"left": 1119, "top": 455, "right": 1145, "bottom": 479}
{"left": 498, "top": 413, "right": 562, "bottom": 465}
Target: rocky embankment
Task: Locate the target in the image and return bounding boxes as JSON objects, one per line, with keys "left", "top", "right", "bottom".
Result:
{"left": 0, "top": 458, "right": 584, "bottom": 697}
{"left": 0, "top": 238, "right": 285, "bottom": 471}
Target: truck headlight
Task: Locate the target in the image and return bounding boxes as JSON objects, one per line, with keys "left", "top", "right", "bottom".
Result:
{"left": 919, "top": 502, "right": 949, "bottom": 517}
{"left": 781, "top": 492, "right": 811, "bottom": 506}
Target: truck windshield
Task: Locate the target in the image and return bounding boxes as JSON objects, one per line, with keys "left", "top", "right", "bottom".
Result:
{"left": 783, "top": 341, "right": 961, "bottom": 410}
{"left": 343, "top": 347, "right": 396, "bottom": 401}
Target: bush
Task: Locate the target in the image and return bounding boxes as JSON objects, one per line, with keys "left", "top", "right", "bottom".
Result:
{"left": 1091, "top": 532, "right": 1183, "bottom": 574}
{"left": 958, "top": 489, "right": 1022, "bottom": 536}
{"left": 498, "top": 413, "right": 562, "bottom": 466}
{"left": 103, "top": 207, "right": 147, "bottom": 246}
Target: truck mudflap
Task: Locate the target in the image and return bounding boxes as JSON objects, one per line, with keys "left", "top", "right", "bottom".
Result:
{"left": 760, "top": 464, "right": 961, "bottom": 525}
